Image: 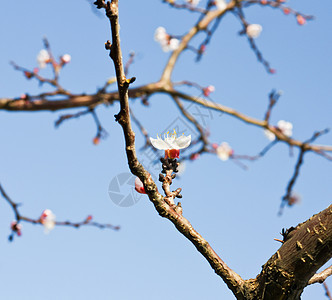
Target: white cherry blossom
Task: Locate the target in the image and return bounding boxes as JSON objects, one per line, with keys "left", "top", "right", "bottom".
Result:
{"left": 246, "top": 24, "right": 263, "bottom": 39}
{"left": 214, "top": 0, "right": 227, "bottom": 10}
{"left": 37, "top": 49, "right": 50, "bottom": 69}
{"left": 216, "top": 142, "right": 233, "bottom": 161}
{"left": 61, "top": 54, "right": 71, "bottom": 64}
{"left": 264, "top": 120, "right": 293, "bottom": 141}
{"left": 277, "top": 120, "right": 293, "bottom": 137}
{"left": 154, "top": 27, "right": 180, "bottom": 52}
{"left": 40, "top": 209, "right": 56, "bottom": 234}
{"left": 150, "top": 130, "right": 191, "bottom": 159}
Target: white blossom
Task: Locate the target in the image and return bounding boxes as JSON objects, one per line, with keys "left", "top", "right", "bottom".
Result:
{"left": 150, "top": 130, "right": 191, "bottom": 150}
{"left": 214, "top": 0, "right": 227, "bottom": 10}
{"left": 264, "top": 120, "right": 293, "bottom": 141}
{"left": 40, "top": 209, "right": 56, "bottom": 234}
{"left": 246, "top": 24, "right": 263, "bottom": 39}
{"left": 277, "top": 120, "right": 293, "bottom": 137}
{"left": 36, "top": 49, "right": 50, "bottom": 69}
{"left": 154, "top": 27, "right": 180, "bottom": 52}
{"left": 216, "top": 142, "right": 233, "bottom": 161}
{"left": 154, "top": 27, "right": 168, "bottom": 43}
{"left": 264, "top": 129, "right": 276, "bottom": 141}
{"left": 162, "top": 38, "right": 180, "bottom": 52}
{"left": 61, "top": 54, "right": 71, "bottom": 64}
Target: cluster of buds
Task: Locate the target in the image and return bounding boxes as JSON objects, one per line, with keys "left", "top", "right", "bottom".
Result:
{"left": 159, "top": 156, "right": 179, "bottom": 177}
{"left": 135, "top": 130, "right": 191, "bottom": 205}
{"left": 40, "top": 209, "right": 56, "bottom": 234}
{"left": 154, "top": 27, "right": 180, "bottom": 52}
{"left": 158, "top": 157, "right": 183, "bottom": 201}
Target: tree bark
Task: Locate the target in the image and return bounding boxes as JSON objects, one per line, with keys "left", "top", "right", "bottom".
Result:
{"left": 242, "top": 204, "right": 332, "bottom": 299}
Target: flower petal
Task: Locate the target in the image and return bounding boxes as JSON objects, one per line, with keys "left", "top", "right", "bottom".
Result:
{"left": 150, "top": 137, "right": 169, "bottom": 150}
{"left": 174, "top": 135, "right": 191, "bottom": 149}
{"left": 264, "top": 129, "right": 276, "bottom": 141}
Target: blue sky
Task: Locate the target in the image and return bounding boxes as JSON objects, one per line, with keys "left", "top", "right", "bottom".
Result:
{"left": 0, "top": 1, "right": 331, "bottom": 299}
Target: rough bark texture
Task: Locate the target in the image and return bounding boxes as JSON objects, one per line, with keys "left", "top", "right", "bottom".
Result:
{"left": 243, "top": 205, "right": 332, "bottom": 300}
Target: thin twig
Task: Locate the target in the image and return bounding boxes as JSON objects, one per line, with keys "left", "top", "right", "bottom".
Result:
{"left": 308, "top": 266, "right": 332, "bottom": 285}
{"left": 279, "top": 148, "right": 306, "bottom": 215}
{"left": 0, "top": 182, "right": 119, "bottom": 241}
{"left": 323, "top": 282, "right": 332, "bottom": 300}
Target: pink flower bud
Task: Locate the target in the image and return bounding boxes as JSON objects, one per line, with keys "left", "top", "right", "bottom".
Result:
{"left": 93, "top": 136, "right": 100, "bottom": 145}
{"left": 135, "top": 177, "right": 146, "bottom": 194}
{"left": 211, "top": 143, "right": 219, "bottom": 150}
{"left": 203, "top": 85, "right": 215, "bottom": 97}
{"left": 297, "top": 15, "right": 306, "bottom": 26}
{"left": 190, "top": 153, "right": 200, "bottom": 160}
{"left": 24, "top": 71, "right": 33, "bottom": 79}
{"left": 283, "top": 8, "right": 290, "bottom": 15}
{"left": 199, "top": 44, "right": 206, "bottom": 53}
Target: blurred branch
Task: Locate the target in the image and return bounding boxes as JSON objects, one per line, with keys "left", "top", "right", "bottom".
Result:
{"left": 163, "top": 0, "right": 208, "bottom": 13}
{"left": 0, "top": 182, "right": 119, "bottom": 241}
{"left": 235, "top": 6, "right": 275, "bottom": 73}
{"left": 1, "top": 83, "right": 332, "bottom": 156}
{"left": 323, "top": 282, "right": 332, "bottom": 300}
{"left": 160, "top": 0, "right": 235, "bottom": 83}
{"left": 264, "top": 90, "right": 281, "bottom": 122}
{"left": 172, "top": 95, "right": 209, "bottom": 150}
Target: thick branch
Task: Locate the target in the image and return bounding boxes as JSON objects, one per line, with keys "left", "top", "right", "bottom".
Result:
{"left": 248, "top": 205, "right": 332, "bottom": 299}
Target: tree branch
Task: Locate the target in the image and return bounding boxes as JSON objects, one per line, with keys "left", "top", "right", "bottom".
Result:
{"left": 98, "top": 1, "right": 246, "bottom": 297}
{"left": 308, "top": 265, "right": 332, "bottom": 285}
{"left": 0, "top": 182, "right": 119, "bottom": 240}
{"left": 248, "top": 205, "right": 332, "bottom": 299}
